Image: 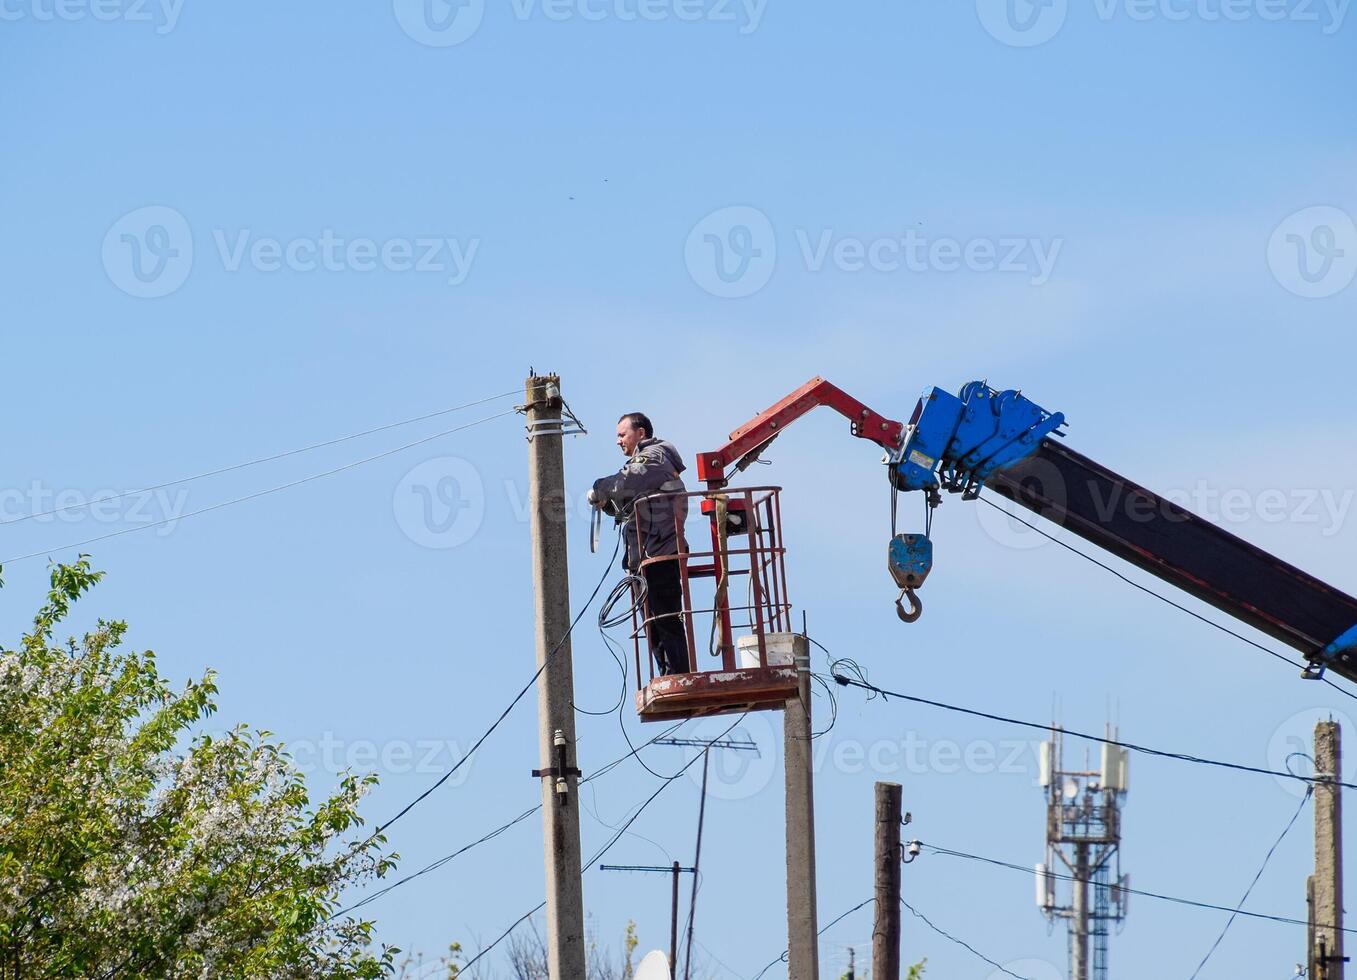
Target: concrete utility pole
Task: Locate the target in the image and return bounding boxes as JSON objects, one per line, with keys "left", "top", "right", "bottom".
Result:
{"left": 1312, "top": 720, "right": 1345, "bottom": 980}
{"left": 872, "top": 782, "right": 902, "bottom": 980}
{"left": 785, "top": 633, "right": 819, "bottom": 980}
{"left": 525, "top": 372, "right": 586, "bottom": 980}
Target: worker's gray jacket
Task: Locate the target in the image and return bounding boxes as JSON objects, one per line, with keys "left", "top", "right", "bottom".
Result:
{"left": 592, "top": 438, "right": 687, "bottom": 572}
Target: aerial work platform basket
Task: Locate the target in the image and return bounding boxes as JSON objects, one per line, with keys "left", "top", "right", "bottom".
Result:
{"left": 629, "top": 486, "right": 801, "bottom": 722}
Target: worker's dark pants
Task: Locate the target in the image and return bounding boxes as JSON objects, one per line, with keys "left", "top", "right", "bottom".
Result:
{"left": 642, "top": 561, "right": 690, "bottom": 675}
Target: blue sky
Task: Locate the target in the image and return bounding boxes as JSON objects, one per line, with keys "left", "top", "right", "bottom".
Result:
{"left": 2, "top": 1, "right": 1355, "bottom": 976}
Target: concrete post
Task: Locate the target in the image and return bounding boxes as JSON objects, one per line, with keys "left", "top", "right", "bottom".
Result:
{"left": 1314, "top": 720, "right": 1345, "bottom": 980}
{"left": 525, "top": 373, "right": 586, "bottom": 980}
{"left": 785, "top": 634, "right": 819, "bottom": 980}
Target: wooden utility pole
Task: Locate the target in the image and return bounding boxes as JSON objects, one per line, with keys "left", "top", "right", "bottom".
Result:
{"left": 1312, "top": 720, "right": 1345, "bottom": 980}
{"left": 670, "top": 861, "right": 681, "bottom": 980}
{"left": 872, "top": 782, "right": 902, "bottom": 980}
{"left": 785, "top": 633, "right": 819, "bottom": 980}
{"left": 525, "top": 372, "right": 586, "bottom": 980}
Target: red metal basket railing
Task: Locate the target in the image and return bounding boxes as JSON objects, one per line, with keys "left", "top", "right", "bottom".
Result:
{"left": 627, "top": 486, "right": 792, "bottom": 689}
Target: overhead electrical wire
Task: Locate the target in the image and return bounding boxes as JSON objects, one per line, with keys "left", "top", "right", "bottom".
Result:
{"left": 749, "top": 897, "right": 876, "bottom": 980}
{"left": 976, "top": 493, "right": 1357, "bottom": 703}
{"left": 333, "top": 717, "right": 689, "bottom": 919}
{"left": 901, "top": 900, "right": 1034, "bottom": 980}
{"left": 0, "top": 388, "right": 520, "bottom": 527}
{"left": 0, "top": 408, "right": 519, "bottom": 566}
{"left": 375, "top": 529, "right": 624, "bottom": 837}
{"left": 920, "top": 842, "right": 1357, "bottom": 934}
{"left": 827, "top": 669, "right": 1357, "bottom": 793}
{"left": 1186, "top": 786, "right": 1315, "bottom": 979}
{"left": 457, "top": 714, "right": 748, "bottom": 977}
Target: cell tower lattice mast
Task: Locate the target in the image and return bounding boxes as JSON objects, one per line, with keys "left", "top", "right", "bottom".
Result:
{"left": 1037, "top": 727, "right": 1130, "bottom": 980}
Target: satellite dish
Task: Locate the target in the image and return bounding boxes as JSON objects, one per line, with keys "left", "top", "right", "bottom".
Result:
{"left": 635, "top": 950, "right": 671, "bottom": 980}
{"left": 1062, "top": 779, "right": 1079, "bottom": 800}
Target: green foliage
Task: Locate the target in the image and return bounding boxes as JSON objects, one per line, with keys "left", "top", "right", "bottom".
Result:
{"left": 621, "top": 921, "right": 637, "bottom": 980}
{"left": 0, "top": 558, "right": 398, "bottom": 978}
{"left": 838, "top": 958, "right": 925, "bottom": 979}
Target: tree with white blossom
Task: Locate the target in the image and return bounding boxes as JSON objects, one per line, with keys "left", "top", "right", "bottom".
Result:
{"left": 0, "top": 558, "right": 399, "bottom": 978}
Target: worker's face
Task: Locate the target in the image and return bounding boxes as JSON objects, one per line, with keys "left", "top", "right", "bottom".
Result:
{"left": 616, "top": 419, "right": 645, "bottom": 456}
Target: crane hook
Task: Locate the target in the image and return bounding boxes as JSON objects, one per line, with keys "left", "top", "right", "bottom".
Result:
{"left": 895, "top": 588, "right": 923, "bottom": 624}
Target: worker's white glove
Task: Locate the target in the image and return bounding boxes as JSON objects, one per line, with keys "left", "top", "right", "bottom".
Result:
{"left": 587, "top": 488, "right": 599, "bottom": 507}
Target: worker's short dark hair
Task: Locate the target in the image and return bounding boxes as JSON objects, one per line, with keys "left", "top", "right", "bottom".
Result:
{"left": 618, "top": 412, "right": 653, "bottom": 438}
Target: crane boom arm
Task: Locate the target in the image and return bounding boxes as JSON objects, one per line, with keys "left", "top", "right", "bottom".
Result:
{"left": 696, "top": 376, "right": 1357, "bottom": 686}
{"left": 696, "top": 376, "right": 905, "bottom": 488}
{"left": 988, "top": 439, "right": 1357, "bottom": 682}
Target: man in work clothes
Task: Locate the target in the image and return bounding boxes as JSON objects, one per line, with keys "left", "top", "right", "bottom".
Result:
{"left": 589, "top": 413, "right": 691, "bottom": 675}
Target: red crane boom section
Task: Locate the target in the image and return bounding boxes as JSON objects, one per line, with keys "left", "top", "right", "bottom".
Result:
{"left": 695, "top": 377, "right": 905, "bottom": 488}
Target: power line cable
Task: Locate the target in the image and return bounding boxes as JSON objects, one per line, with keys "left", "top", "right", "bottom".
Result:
{"left": 921, "top": 842, "right": 1356, "bottom": 934}
{"left": 336, "top": 804, "right": 540, "bottom": 919}
{"left": 1187, "top": 786, "right": 1314, "bottom": 979}
{"left": 458, "top": 714, "right": 747, "bottom": 977}
{"left": 0, "top": 389, "right": 520, "bottom": 527}
{"left": 1, "top": 408, "right": 519, "bottom": 566}
{"left": 681, "top": 749, "right": 710, "bottom": 980}
{"left": 374, "top": 528, "right": 622, "bottom": 837}
{"left": 335, "top": 718, "right": 690, "bottom": 919}
{"left": 827, "top": 670, "right": 1357, "bottom": 792}
{"left": 901, "top": 899, "right": 1032, "bottom": 980}
{"left": 977, "top": 493, "right": 1357, "bottom": 703}
{"left": 749, "top": 897, "right": 875, "bottom": 980}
